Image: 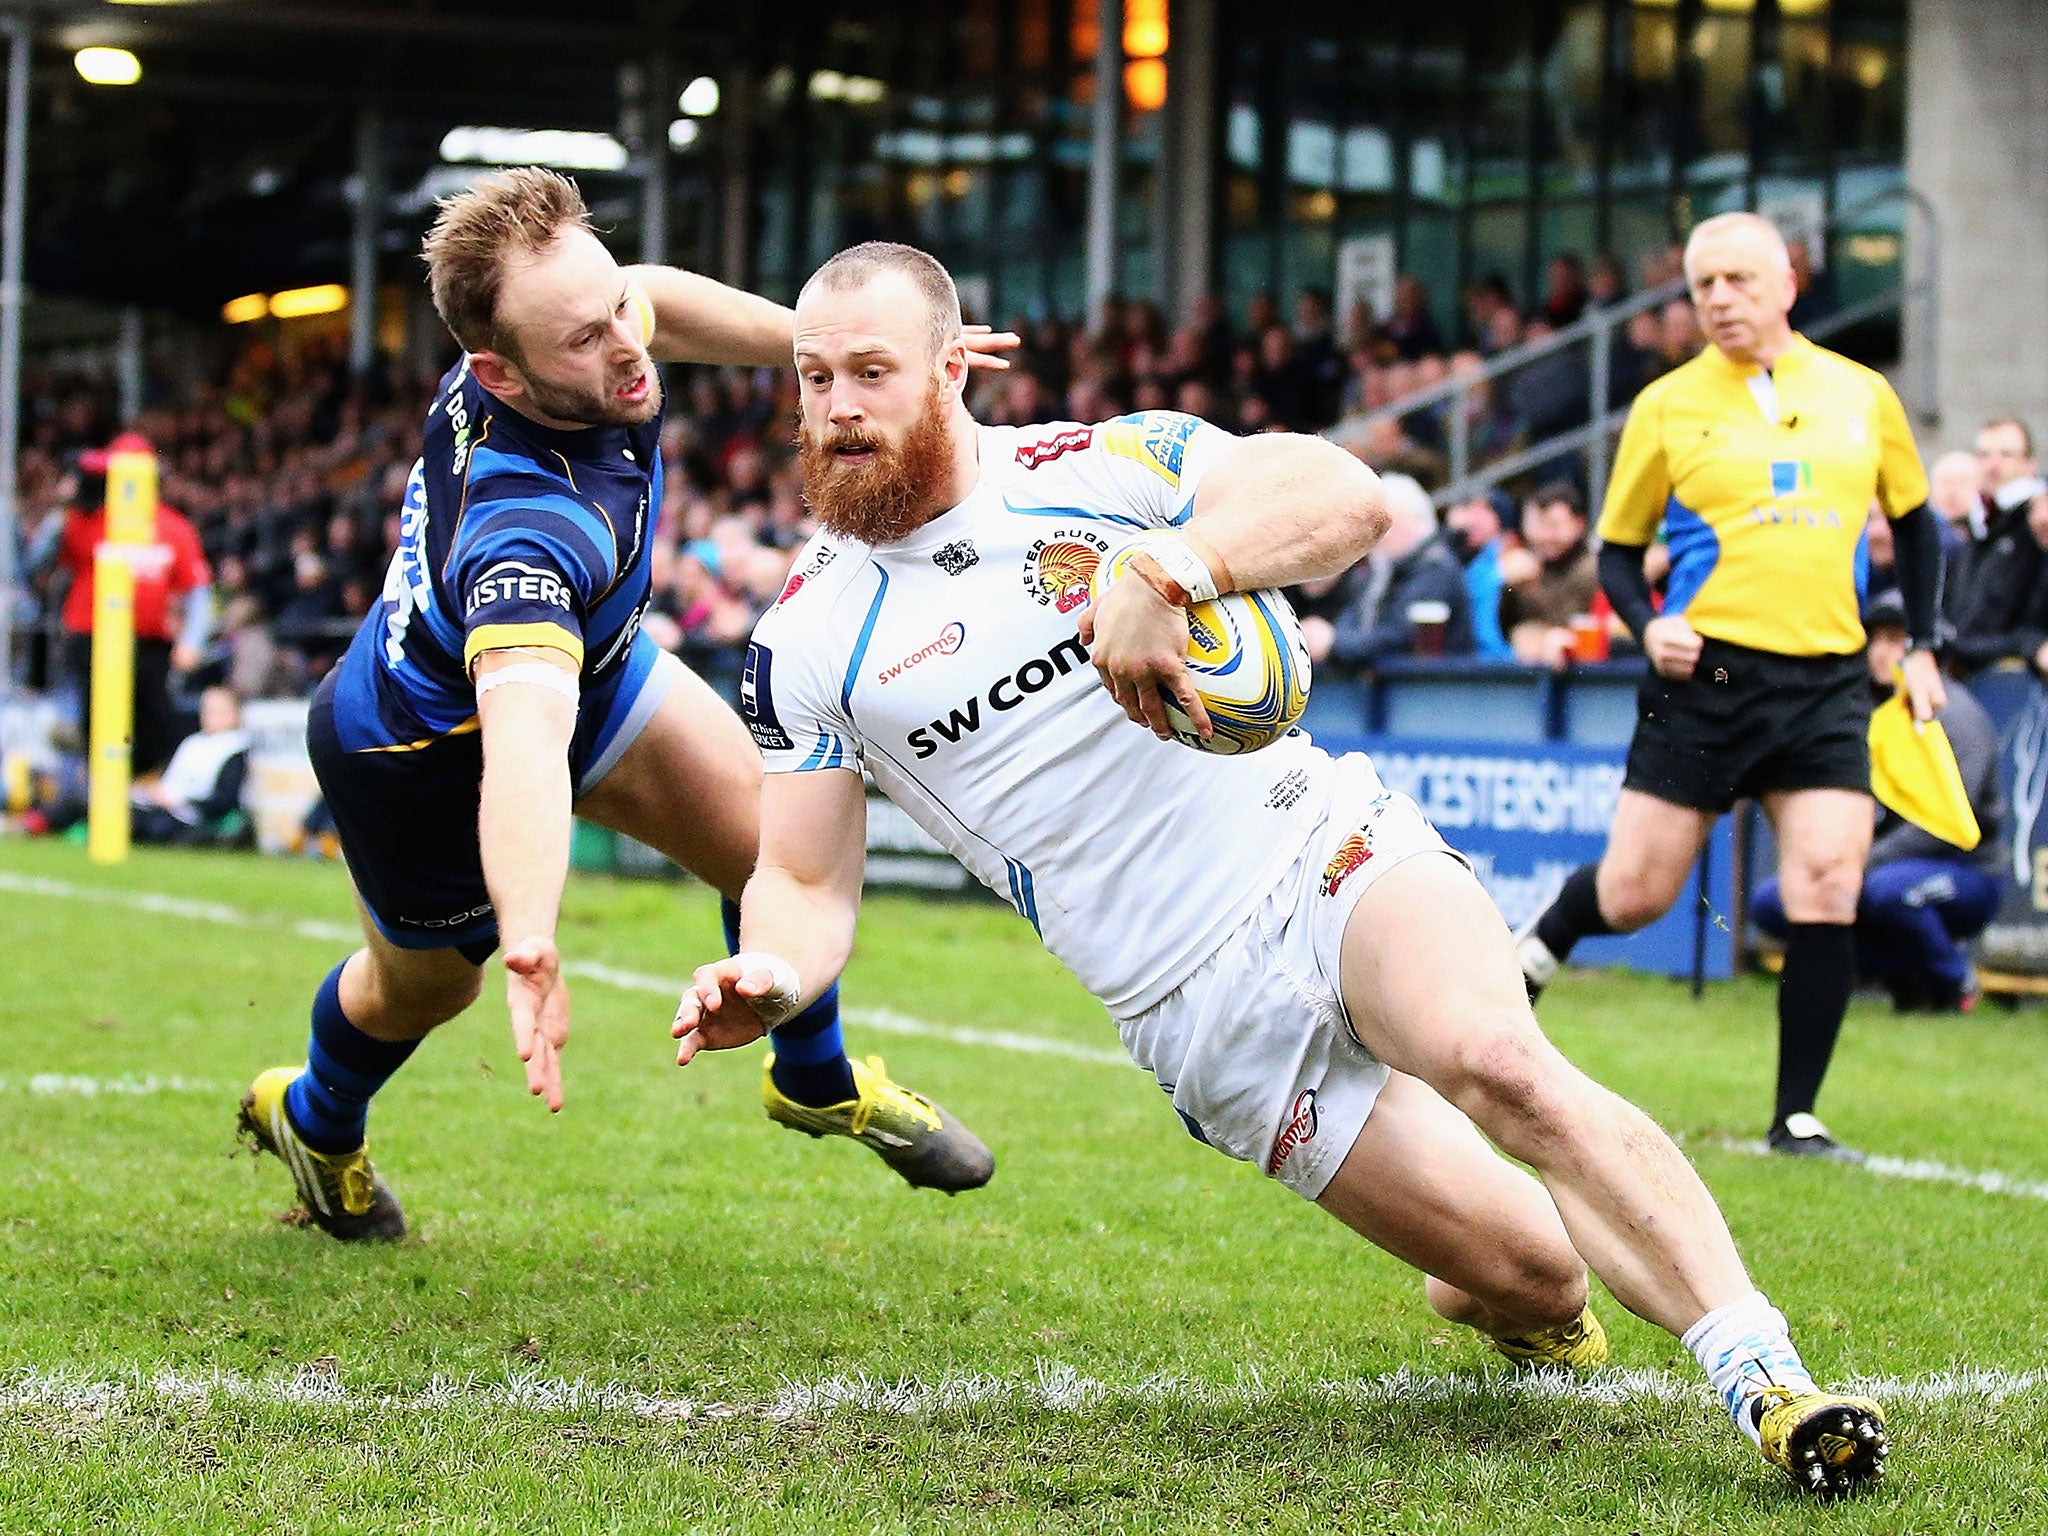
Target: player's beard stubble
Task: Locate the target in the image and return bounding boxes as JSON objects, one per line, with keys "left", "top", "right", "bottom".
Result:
{"left": 517, "top": 360, "right": 665, "bottom": 429}
{"left": 798, "top": 377, "right": 955, "bottom": 546}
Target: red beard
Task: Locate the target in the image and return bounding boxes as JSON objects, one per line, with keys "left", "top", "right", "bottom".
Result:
{"left": 798, "top": 380, "right": 955, "bottom": 545}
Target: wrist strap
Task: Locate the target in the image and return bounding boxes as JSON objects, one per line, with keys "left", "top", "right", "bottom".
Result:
{"left": 729, "top": 951, "right": 804, "bottom": 1028}
{"left": 1115, "top": 532, "right": 1221, "bottom": 607}
{"left": 475, "top": 663, "right": 581, "bottom": 703}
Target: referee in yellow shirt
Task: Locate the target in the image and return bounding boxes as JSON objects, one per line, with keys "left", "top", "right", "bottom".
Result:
{"left": 1517, "top": 212, "right": 1945, "bottom": 1160}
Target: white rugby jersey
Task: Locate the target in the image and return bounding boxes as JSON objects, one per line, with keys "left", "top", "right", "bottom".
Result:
{"left": 742, "top": 411, "right": 1327, "bottom": 1016}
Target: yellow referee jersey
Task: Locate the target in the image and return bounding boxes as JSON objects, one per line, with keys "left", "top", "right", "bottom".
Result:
{"left": 1597, "top": 332, "right": 1928, "bottom": 657}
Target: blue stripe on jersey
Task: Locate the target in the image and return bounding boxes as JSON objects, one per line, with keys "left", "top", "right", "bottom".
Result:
{"left": 841, "top": 566, "right": 891, "bottom": 714}
{"left": 1001, "top": 497, "right": 1150, "bottom": 531}
{"left": 1660, "top": 494, "right": 1722, "bottom": 617}
{"left": 1004, "top": 858, "right": 1041, "bottom": 934}
{"left": 460, "top": 496, "right": 617, "bottom": 587}
{"left": 799, "top": 733, "right": 833, "bottom": 771}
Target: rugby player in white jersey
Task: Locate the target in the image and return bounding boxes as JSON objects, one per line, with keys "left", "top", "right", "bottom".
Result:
{"left": 670, "top": 241, "right": 1891, "bottom": 1495}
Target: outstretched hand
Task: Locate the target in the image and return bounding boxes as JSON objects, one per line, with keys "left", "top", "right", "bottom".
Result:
{"left": 962, "top": 324, "right": 1022, "bottom": 371}
{"left": 671, "top": 957, "right": 781, "bottom": 1067}
{"left": 505, "top": 938, "right": 571, "bottom": 1112}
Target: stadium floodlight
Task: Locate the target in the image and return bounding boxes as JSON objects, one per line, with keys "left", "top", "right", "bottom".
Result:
{"left": 220, "top": 293, "right": 269, "bottom": 325}
{"left": 268, "top": 284, "right": 349, "bottom": 320}
{"left": 667, "top": 119, "right": 700, "bottom": 152}
{"left": 808, "top": 70, "right": 845, "bottom": 101}
{"left": 841, "top": 75, "right": 887, "bottom": 106}
{"left": 74, "top": 47, "right": 142, "bottom": 86}
{"left": 438, "top": 126, "right": 630, "bottom": 173}
{"left": 678, "top": 76, "right": 719, "bottom": 117}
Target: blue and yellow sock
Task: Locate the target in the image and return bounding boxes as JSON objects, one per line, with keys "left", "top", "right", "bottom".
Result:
{"left": 283, "top": 960, "right": 420, "bottom": 1153}
{"left": 721, "top": 897, "right": 856, "bottom": 1107}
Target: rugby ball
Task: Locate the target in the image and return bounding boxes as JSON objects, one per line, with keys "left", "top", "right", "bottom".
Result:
{"left": 1089, "top": 543, "right": 1311, "bottom": 755}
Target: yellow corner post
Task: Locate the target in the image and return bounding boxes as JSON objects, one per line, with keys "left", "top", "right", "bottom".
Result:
{"left": 86, "top": 441, "right": 159, "bottom": 864}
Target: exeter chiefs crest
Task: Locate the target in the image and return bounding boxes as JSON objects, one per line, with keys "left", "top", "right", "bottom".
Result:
{"left": 1320, "top": 832, "right": 1372, "bottom": 896}
{"left": 1022, "top": 529, "right": 1111, "bottom": 613}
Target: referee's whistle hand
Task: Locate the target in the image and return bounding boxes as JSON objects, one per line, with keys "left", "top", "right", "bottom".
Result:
{"left": 1643, "top": 614, "right": 1704, "bottom": 681}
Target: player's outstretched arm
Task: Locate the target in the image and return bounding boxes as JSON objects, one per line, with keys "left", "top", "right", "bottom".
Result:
{"left": 673, "top": 768, "right": 868, "bottom": 1065}
{"left": 475, "top": 647, "right": 581, "bottom": 1112}
{"left": 624, "top": 264, "right": 1019, "bottom": 371}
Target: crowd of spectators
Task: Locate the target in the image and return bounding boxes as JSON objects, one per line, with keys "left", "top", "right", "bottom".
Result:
{"left": 12, "top": 245, "right": 2041, "bottom": 728}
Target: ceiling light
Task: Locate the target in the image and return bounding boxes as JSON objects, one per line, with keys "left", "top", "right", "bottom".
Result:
{"left": 268, "top": 284, "right": 349, "bottom": 320}
{"left": 438, "top": 126, "right": 629, "bottom": 173}
{"left": 678, "top": 76, "right": 719, "bottom": 117}
{"left": 221, "top": 294, "right": 269, "bottom": 325}
{"left": 74, "top": 47, "right": 141, "bottom": 86}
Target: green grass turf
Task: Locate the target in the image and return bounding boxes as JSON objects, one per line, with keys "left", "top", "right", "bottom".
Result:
{"left": 3, "top": 837, "right": 2047, "bottom": 1534}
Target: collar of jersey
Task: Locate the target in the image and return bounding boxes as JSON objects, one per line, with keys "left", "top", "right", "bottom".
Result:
{"left": 1701, "top": 330, "right": 1813, "bottom": 382}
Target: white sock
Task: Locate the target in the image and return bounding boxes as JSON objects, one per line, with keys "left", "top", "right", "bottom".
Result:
{"left": 1681, "top": 1291, "right": 1817, "bottom": 1447}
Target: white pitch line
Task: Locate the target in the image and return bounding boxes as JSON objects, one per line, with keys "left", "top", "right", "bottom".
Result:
{"left": 0, "top": 1074, "right": 224, "bottom": 1097}
{"left": 0, "top": 870, "right": 1131, "bottom": 1070}
{"left": 1711, "top": 1137, "right": 2048, "bottom": 1205}
{"left": 4, "top": 1361, "right": 2044, "bottom": 1424}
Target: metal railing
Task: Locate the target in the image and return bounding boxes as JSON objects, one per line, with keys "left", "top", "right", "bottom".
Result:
{"left": 1330, "top": 187, "right": 1941, "bottom": 514}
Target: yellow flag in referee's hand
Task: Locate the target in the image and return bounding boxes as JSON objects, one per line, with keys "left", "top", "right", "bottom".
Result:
{"left": 1868, "top": 674, "right": 1981, "bottom": 851}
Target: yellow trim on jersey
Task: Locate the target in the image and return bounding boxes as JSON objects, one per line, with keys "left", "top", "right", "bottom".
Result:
{"left": 352, "top": 716, "right": 482, "bottom": 754}
{"left": 463, "top": 622, "right": 585, "bottom": 671}
{"left": 1597, "top": 334, "right": 1927, "bottom": 657}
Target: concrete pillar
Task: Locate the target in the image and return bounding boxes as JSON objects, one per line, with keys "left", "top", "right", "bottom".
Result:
{"left": 1904, "top": 0, "right": 2048, "bottom": 435}
{"left": 641, "top": 52, "right": 673, "bottom": 265}
{"left": 350, "top": 107, "right": 385, "bottom": 379}
{"left": 116, "top": 306, "right": 143, "bottom": 425}
{"left": 1084, "top": 0, "right": 1125, "bottom": 327}
{"left": 720, "top": 66, "right": 754, "bottom": 289}
{"left": 1159, "top": 0, "right": 1217, "bottom": 323}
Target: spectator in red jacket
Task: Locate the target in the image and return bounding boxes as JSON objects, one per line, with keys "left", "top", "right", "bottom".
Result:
{"left": 55, "top": 432, "right": 212, "bottom": 775}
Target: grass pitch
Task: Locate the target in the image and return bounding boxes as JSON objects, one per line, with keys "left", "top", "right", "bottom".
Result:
{"left": 3, "top": 837, "right": 2046, "bottom": 1534}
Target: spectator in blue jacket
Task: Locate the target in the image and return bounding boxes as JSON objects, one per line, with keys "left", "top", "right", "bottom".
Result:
{"left": 1444, "top": 487, "right": 1518, "bottom": 660}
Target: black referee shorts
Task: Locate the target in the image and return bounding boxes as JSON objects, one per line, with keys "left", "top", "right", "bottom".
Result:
{"left": 1624, "top": 636, "right": 1871, "bottom": 814}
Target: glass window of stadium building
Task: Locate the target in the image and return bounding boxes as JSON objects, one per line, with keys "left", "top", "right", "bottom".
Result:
{"left": 742, "top": 0, "right": 1907, "bottom": 338}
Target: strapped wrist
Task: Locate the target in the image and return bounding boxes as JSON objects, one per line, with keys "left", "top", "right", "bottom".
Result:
{"left": 728, "top": 951, "right": 804, "bottom": 1028}
{"left": 1112, "top": 532, "right": 1221, "bottom": 608}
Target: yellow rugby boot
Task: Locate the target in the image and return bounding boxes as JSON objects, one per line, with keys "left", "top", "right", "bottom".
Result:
{"left": 237, "top": 1067, "right": 407, "bottom": 1241}
{"left": 1492, "top": 1305, "right": 1610, "bottom": 1370}
{"left": 762, "top": 1053, "right": 994, "bottom": 1194}
{"left": 1756, "top": 1388, "right": 1888, "bottom": 1496}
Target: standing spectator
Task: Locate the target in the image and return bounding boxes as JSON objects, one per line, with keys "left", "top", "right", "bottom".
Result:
{"left": 1785, "top": 240, "right": 1838, "bottom": 332}
{"left": 53, "top": 433, "right": 212, "bottom": 775}
{"left": 1499, "top": 482, "right": 1598, "bottom": 667}
{"left": 1751, "top": 591, "right": 2004, "bottom": 1013}
{"left": 1587, "top": 254, "right": 1627, "bottom": 310}
{"left": 1944, "top": 416, "right": 2048, "bottom": 677}
{"left": 1322, "top": 472, "right": 1474, "bottom": 664}
{"left": 1444, "top": 487, "right": 1519, "bottom": 660}
{"left": 1291, "top": 288, "right": 1344, "bottom": 426}
{"left": 1861, "top": 503, "right": 1896, "bottom": 593}
{"left": 1382, "top": 274, "right": 1445, "bottom": 361}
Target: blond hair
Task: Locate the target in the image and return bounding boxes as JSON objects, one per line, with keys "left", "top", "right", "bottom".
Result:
{"left": 800, "top": 242, "right": 962, "bottom": 358}
{"left": 422, "top": 167, "right": 592, "bottom": 358}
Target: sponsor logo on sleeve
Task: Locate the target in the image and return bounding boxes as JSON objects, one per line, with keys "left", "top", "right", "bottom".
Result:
{"left": 1100, "top": 410, "right": 1200, "bottom": 486}
{"left": 740, "top": 641, "right": 794, "bottom": 752}
{"left": 1267, "top": 1088, "right": 1319, "bottom": 1174}
{"left": 776, "top": 545, "right": 841, "bottom": 606}
{"left": 466, "top": 559, "right": 573, "bottom": 615}
{"left": 933, "top": 539, "right": 979, "bottom": 576}
{"left": 1319, "top": 831, "right": 1373, "bottom": 897}
{"left": 1015, "top": 426, "right": 1094, "bottom": 469}
{"left": 1021, "top": 529, "right": 1110, "bottom": 612}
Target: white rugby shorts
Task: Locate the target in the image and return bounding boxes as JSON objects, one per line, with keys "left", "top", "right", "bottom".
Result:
{"left": 1114, "top": 751, "right": 1461, "bottom": 1200}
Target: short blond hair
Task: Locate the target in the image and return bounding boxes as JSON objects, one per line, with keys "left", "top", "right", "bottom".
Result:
{"left": 422, "top": 167, "right": 592, "bottom": 357}
{"left": 800, "top": 242, "right": 962, "bottom": 359}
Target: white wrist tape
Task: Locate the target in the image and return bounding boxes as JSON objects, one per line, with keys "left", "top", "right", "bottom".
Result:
{"left": 1118, "top": 532, "right": 1220, "bottom": 604}
{"left": 475, "top": 664, "right": 581, "bottom": 704}
{"left": 729, "top": 951, "right": 805, "bottom": 1029}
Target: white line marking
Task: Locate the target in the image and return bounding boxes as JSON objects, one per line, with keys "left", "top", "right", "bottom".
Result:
{"left": 3, "top": 1362, "right": 2042, "bottom": 1423}
{"left": 0, "top": 1074, "right": 224, "bottom": 1097}
{"left": 1, "top": 871, "right": 1131, "bottom": 1070}
{"left": 1710, "top": 1137, "right": 2048, "bottom": 1205}
{"left": 17, "top": 869, "right": 2048, "bottom": 1198}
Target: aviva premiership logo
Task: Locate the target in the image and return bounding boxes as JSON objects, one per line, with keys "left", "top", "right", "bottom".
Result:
{"left": 1022, "top": 529, "right": 1110, "bottom": 613}
{"left": 1320, "top": 832, "right": 1372, "bottom": 896}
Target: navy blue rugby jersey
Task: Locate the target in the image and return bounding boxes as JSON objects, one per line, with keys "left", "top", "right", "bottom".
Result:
{"left": 328, "top": 359, "right": 660, "bottom": 751}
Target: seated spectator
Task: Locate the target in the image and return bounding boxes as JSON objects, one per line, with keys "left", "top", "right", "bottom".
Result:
{"left": 1587, "top": 253, "right": 1626, "bottom": 310}
{"left": 1656, "top": 299, "right": 1703, "bottom": 372}
{"left": 1541, "top": 253, "right": 1588, "bottom": 328}
{"left": 1752, "top": 592, "right": 2004, "bottom": 1012}
{"left": 129, "top": 686, "right": 252, "bottom": 845}
{"left": 1319, "top": 472, "right": 1474, "bottom": 666}
{"left": 1443, "top": 487, "right": 1519, "bottom": 660}
{"left": 1786, "top": 239, "right": 1839, "bottom": 332}
{"left": 1944, "top": 415, "right": 2048, "bottom": 677}
{"left": 1382, "top": 274, "right": 1445, "bottom": 361}
{"left": 1461, "top": 273, "right": 1513, "bottom": 350}
{"left": 1499, "top": 481, "right": 1597, "bottom": 667}
{"left": 1862, "top": 502, "right": 1896, "bottom": 593}
{"left": 1927, "top": 449, "right": 1982, "bottom": 549}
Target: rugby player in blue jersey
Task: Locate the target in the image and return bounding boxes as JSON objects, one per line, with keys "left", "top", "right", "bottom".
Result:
{"left": 239, "top": 169, "right": 1012, "bottom": 1239}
